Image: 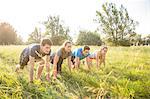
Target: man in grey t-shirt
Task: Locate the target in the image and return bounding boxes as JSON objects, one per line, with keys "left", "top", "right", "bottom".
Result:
{"left": 16, "top": 38, "right": 52, "bottom": 83}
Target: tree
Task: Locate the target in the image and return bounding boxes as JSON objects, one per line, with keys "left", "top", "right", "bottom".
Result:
{"left": 76, "top": 30, "right": 102, "bottom": 45}
{"left": 96, "top": 3, "right": 138, "bottom": 46}
{"left": 15, "top": 35, "right": 24, "bottom": 45}
{"left": 146, "top": 34, "right": 150, "bottom": 45}
{"left": 142, "top": 34, "right": 150, "bottom": 45}
{"left": 130, "top": 33, "right": 142, "bottom": 46}
{"left": 0, "top": 22, "right": 17, "bottom": 45}
{"left": 43, "top": 15, "right": 72, "bottom": 45}
{"left": 28, "top": 27, "right": 42, "bottom": 44}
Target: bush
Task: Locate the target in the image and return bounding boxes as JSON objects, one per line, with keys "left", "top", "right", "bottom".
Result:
{"left": 51, "top": 35, "right": 68, "bottom": 45}
{"left": 76, "top": 31, "right": 102, "bottom": 46}
{"left": 106, "top": 39, "right": 130, "bottom": 46}
{"left": 118, "top": 40, "right": 130, "bottom": 46}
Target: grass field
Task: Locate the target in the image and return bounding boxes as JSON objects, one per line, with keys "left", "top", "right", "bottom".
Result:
{"left": 0, "top": 45, "right": 150, "bottom": 99}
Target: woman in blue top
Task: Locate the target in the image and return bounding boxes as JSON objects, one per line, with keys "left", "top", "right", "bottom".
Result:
{"left": 71, "top": 46, "right": 91, "bottom": 69}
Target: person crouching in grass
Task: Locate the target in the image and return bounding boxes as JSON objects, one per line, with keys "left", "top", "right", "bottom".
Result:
{"left": 51, "top": 41, "right": 72, "bottom": 79}
{"left": 71, "top": 46, "right": 91, "bottom": 70}
{"left": 87, "top": 46, "right": 108, "bottom": 69}
{"left": 15, "top": 38, "right": 52, "bottom": 83}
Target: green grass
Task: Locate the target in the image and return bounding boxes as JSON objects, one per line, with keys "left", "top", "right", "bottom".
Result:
{"left": 0, "top": 45, "right": 150, "bottom": 98}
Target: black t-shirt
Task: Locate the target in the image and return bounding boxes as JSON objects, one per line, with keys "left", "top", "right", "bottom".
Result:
{"left": 25, "top": 44, "right": 51, "bottom": 59}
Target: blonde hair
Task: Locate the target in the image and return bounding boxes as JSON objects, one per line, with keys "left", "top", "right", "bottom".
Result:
{"left": 99, "top": 46, "right": 108, "bottom": 52}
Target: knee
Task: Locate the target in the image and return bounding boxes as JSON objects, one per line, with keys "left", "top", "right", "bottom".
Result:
{"left": 39, "top": 59, "right": 45, "bottom": 66}
{"left": 28, "top": 61, "right": 34, "bottom": 67}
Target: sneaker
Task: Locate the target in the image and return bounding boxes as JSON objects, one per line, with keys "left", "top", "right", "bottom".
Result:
{"left": 15, "top": 64, "right": 20, "bottom": 72}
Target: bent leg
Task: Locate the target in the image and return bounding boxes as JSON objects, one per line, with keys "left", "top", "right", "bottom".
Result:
{"left": 57, "top": 57, "right": 63, "bottom": 74}
{"left": 37, "top": 59, "right": 45, "bottom": 80}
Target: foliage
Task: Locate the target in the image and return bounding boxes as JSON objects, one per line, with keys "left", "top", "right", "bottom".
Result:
{"left": 28, "top": 27, "right": 42, "bottom": 44}
{"left": 0, "top": 22, "right": 17, "bottom": 45}
{"left": 76, "top": 31, "right": 102, "bottom": 45}
{"left": 43, "top": 15, "right": 72, "bottom": 45}
{"left": 96, "top": 3, "right": 138, "bottom": 46}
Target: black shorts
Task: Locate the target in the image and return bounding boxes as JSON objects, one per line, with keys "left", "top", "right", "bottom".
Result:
{"left": 19, "top": 48, "right": 29, "bottom": 69}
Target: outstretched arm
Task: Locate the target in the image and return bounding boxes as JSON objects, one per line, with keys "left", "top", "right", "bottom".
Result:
{"left": 102, "top": 55, "right": 106, "bottom": 66}
{"left": 29, "top": 56, "right": 35, "bottom": 83}
{"left": 74, "top": 57, "right": 80, "bottom": 69}
{"left": 53, "top": 55, "right": 59, "bottom": 79}
{"left": 46, "top": 55, "right": 50, "bottom": 80}
{"left": 96, "top": 52, "right": 100, "bottom": 69}
{"left": 85, "top": 57, "right": 91, "bottom": 70}
{"left": 67, "top": 56, "right": 72, "bottom": 71}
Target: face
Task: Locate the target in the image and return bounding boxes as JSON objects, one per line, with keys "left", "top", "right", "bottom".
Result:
{"left": 83, "top": 49, "right": 90, "bottom": 56}
{"left": 103, "top": 48, "right": 108, "bottom": 53}
{"left": 41, "top": 44, "right": 51, "bottom": 54}
{"left": 64, "top": 43, "right": 72, "bottom": 52}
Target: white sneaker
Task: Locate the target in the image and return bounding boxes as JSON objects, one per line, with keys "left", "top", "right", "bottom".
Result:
{"left": 15, "top": 64, "right": 20, "bottom": 72}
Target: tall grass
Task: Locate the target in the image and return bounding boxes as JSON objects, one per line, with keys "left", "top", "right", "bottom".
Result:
{"left": 0, "top": 45, "right": 150, "bottom": 98}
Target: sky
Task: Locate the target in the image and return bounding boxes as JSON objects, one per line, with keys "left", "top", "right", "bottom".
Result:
{"left": 0, "top": 0, "right": 150, "bottom": 41}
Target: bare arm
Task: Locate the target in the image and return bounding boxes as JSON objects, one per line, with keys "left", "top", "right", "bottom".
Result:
{"left": 74, "top": 57, "right": 80, "bottom": 69}
{"left": 102, "top": 55, "right": 106, "bottom": 66}
{"left": 46, "top": 55, "right": 50, "bottom": 74}
{"left": 85, "top": 57, "right": 91, "bottom": 69}
{"left": 53, "top": 55, "right": 59, "bottom": 79}
{"left": 67, "top": 56, "right": 72, "bottom": 71}
{"left": 96, "top": 52, "right": 100, "bottom": 68}
{"left": 29, "top": 56, "right": 35, "bottom": 83}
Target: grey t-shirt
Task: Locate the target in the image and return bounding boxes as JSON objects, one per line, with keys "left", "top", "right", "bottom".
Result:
{"left": 51, "top": 48, "right": 71, "bottom": 59}
{"left": 22, "top": 44, "right": 51, "bottom": 59}
{"left": 29, "top": 44, "right": 51, "bottom": 59}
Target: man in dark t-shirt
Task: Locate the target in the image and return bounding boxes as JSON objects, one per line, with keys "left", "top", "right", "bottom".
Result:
{"left": 16, "top": 38, "right": 53, "bottom": 83}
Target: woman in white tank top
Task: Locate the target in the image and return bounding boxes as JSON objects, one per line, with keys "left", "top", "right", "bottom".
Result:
{"left": 88, "top": 46, "right": 108, "bottom": 69}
